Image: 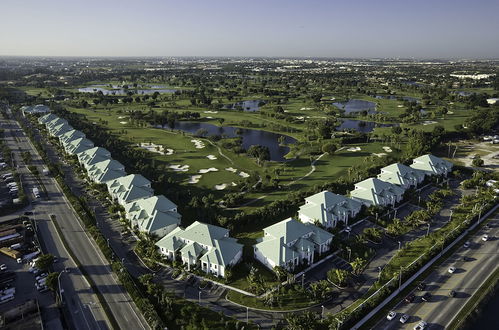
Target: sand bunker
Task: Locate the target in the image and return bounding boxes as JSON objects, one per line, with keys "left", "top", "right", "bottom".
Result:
{"left": 188, "top": 175, "right": 202, "bottom": 184}
{"left": 296, "top": 116, "right": 305, "bottom": 120}
{"left": 382, "top": 146, "right": 393, "bottom": 153}
{"left": 225, "top": 167, "right": 237, "bottom": 173}
{"left": 239, "top": 171, "right": 250, "bottom": 178}
{"left": 300, "top": 107, "right": 314, "bottom": 110}
{"left": 422, "top": 121, "right": 438, "bottom": 125}
{"left": 204, "top": 111, "right": 218, "bottom": 114}
{"left": 118, "top": 116, "right": 127, "bottom": 119}
{"left": 447, "top": 111, "right": 454, "bottom": 114}
{"left": 169, "top": 164, "right": 190, "bottom": 172}
{"left": 206, "top": 116, "right": 213, "bottom": 119}
{"left": 231, "top": 182, "right": 237, "bottom": 186}
{"left": 139, "top": 142, "right": 173, "bottom": 156}
{"left": 397, "top": 105, "right": 404, "bottom": 108}
{"left": 372, "top": 153, "right": 387, "bottom": 157}
{"left": 191, "top": 139, "right": 205, "bottom": 149}
{"left": 199, "top": 167, "right": 219, "bottom": 174}
{"left": 215, "top": 184, "right": 227, "bottom": 190}
{"left": 347, "top": 147, "right": 362, "bottom": 152}
{"left": 207, "top": 155, "right": 217, "bottom": 160}
{"left": 120, "top": 121, "right": 127, "bottom": 124}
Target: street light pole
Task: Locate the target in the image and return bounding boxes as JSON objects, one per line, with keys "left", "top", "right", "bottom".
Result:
{"left": 198, "top": 290, "right": 201, "bottom": 304}
{"left": 426, "top": 223, "right": 430, "bottom": 237}
{"left": 57, "top": 270, "right": 65, "bottom": 305}
{"left": 321, "top": 305, "right": 325, "bottom": 319}
{"left": 246, "top": 306, "right": 249, "bottom": 323}
{"left": 398, "top": 241, "right": 401, "bottom": 250}
{"left": 398, "top": 267, "right": 402, "bottom": 290}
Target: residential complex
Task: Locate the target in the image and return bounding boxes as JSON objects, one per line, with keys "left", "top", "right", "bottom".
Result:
{"left": 155, "top": 221, "right": 243, "bottom": 277}
{"left": 254, "top": 218, "right": 333, "bottom": 272}
{"left": 298, "top": 191, "right": 362, "bottom": 228}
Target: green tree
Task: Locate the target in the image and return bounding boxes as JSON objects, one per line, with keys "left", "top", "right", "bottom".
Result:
{"left": 472, "top": 156, "right": 484, "bottom": 167}
{"left": 327, "top": 268, "right": 349, "bottom": 287}
{"left": 350, "top": 257, "right": 366, "bottom": 276}
{"left": 35, "top": 254, "right": 55, "bottom": 271}
{"left": 45, "top": 272, "right": 59, "bottom": 292}
{"left": 321, "top": 142, "right": 337, "bottom": 155}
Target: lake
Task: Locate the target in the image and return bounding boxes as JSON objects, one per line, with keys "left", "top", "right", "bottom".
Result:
{"left": 224, "top": 100, "right": 265, "bottom": 112}
{"left": 335, "top": 119, "right": 396, "bottom": 133}
{"left": 333, "top": 99, "right": 377, "bottom": 114}
{"left": 78, "top": 84, "right": 176, "bottom": 95}
{"left": 164, "top": 121, "right": 296, "bottom": 162}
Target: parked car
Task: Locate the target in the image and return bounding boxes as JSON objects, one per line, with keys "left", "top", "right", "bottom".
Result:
{"left": 448, "top": 266, "right": 456, "bottom": 274}
{"left": 404, "top": 294, "right": 415, "bottom": 303}
{"left": 35, "top": 273, "right": 47, "bottom": 281}
{"left": 414, "top": 321, "right": 427, "bottom": 330}
{"left": 386, "top": 311, "right": 397, "bottom": 321}
{"left": 422, "top": 292, "right": 431, "bottom": 302}
{"left": 417, "top": 282, "right": 426, "bottom": 291}
{"left": 449, "top": 290, "right": 456, "bottom": 297}
{"left": 463, "top": 241, "right": 470, "bottom": 248}
{"left": 0, "top": 264, "right": 7, "bottom": 271}
{"left": 482, "top": 234, "right": 489, "bottom": 241}
{"left": 400, "top": 314, "right": 410, "bottom": 323}
{"left": 462, "top": 255, "right": 469, "bottom": 262}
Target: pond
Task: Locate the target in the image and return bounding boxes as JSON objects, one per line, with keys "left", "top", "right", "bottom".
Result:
{"left": 224, "top": 100, "right": 265, "bottom": 112}
{"left": 335, "top": 119, "right": 396, "bottom": 133}
{"left": 163, "top": 121, "right": 296, "bottom": 162}
{"left": 332, "top": 99, "right": 377, "bottom": 114}
{"left": 78, "top": 84, "right": 176, "bottom": 95}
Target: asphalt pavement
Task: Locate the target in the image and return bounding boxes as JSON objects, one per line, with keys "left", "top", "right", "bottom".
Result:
{"left": 373, "top": 215, "right": 499, "bottom": 330}
{"left": 2, "top": 113, "right": 149, "bottom": 330}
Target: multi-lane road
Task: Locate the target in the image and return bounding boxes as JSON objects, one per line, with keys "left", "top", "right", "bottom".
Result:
{"left": 374, "top": 214, "right": 499, "bottom": 330}
{"left": 1, "top": 111, "right": 149, "bottom": 330}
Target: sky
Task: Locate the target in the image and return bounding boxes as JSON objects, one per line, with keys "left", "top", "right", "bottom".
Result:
{"left": 1, "top": 0, "right": 498, "bottom": 58}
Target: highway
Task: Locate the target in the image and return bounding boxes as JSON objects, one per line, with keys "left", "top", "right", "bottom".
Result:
{"left": 2, "top": 111, "right": 149, "bottom": 330}
{"left": 373, "top": 214, "right": 499, "bottom": 330}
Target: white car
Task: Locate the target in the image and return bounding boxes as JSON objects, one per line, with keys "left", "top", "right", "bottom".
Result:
{"left": 463, "top": 241, "right": 470, "bottom": 248}
{"left": 387, "top": 311, "right": 397, "bottom": 320}
{"left": 0, "top": 264, "right": 7, "bottom": 271}
{"left": 482, "top": 234, "right": 489, "bottom": 241}
{"left": 448, "top": 266, "right": 456, "bottom": 274}
{"left": 400, "top": 314, "right": 409, "bottom": 323}
{"left": 414, "top": 321, "right": 427, "bottom": 330}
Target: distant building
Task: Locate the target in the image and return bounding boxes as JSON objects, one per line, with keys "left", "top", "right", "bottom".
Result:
{"left": 38, "top": 113, "right": 58, "bottom": 125}
{"left": 254, "top": 218, "right": 333, "bottom": 272}
{"left": 22, "top": 104, "right": 51, "bottom": 116}
{"left": 59, "top": 129, "right": 86, "bottom": 147}
{"left": 86, "top": 159, "right": 126, "bottom": 184}
{"left": 155, "top": 221, "right": 243, "bottom": 277}
{"left": 350, "top": 178, "right": 405, "bottom": 207}
{"left": 377, "top": 163, "right": 426, "bottom": 189}
{"left": 106, "top": 174, "right": 154, "bottom": 206}
{"left": 298, "top": 191, "right": 362, "bottom": 228}
{"left": 50, "top": 123, "right": 74, "bottom": 138}
{"left": 125, "top": 195, "right": 180, "bottom": 238}
{"left": 64, "top": 137, "right": 94, "bottom": 155}
{"left": 410, "top": 154, "right": 453, "bottom": 177}
{"left": 77, "top": 147, "right": 111, "bottom": 169}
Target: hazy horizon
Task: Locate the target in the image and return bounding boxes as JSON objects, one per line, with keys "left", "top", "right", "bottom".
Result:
{"left": 1, "top": 0, "right": 498, "bottom": 59}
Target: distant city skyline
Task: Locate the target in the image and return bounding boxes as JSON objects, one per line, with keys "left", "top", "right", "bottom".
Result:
{"left": 1, "top": 0, "right": 498, "bottom": 59}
